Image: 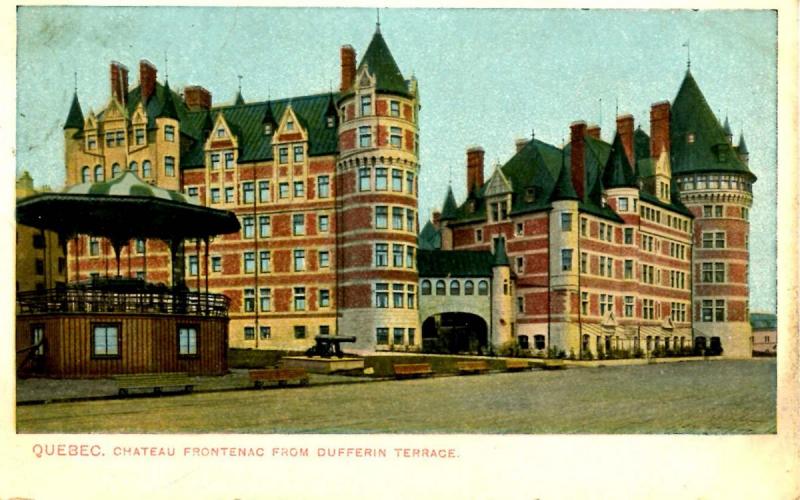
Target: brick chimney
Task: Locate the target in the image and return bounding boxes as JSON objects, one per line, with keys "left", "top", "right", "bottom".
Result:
{"left": 340, "top": 45, "right": 356, "bottom": 93}
{"left": 515, "top": 138, "right": 529, "bottom": 153}
{"left": 432, "top": 211, "right": 441, "bottom": 229}
{"left": 586, "top": 124, "right": 601, "bottom": 140}
{"left": 139, "top": 60, "right": 158, "bottom": 105}
{"left": 466, "top": 146, "right": 485, "bottom": 194}
{"left": 616, "top": 114, "right": 635, "bottom": 168}
{"left": 184, "top": 85, "right": 212, "bottom": 110}
{"left": 110, "top": 61, "right": 129, "bottom": 105}
{"left": 570, "top": 121, "right": 587, "bottom": 200}
{"left": 650, "top": 101, "right": 671, "bottom": 158}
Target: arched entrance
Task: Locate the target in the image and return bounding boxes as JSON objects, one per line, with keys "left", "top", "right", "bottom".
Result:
{"left": 422, "top": 313, "right": 488, "bottom": 354}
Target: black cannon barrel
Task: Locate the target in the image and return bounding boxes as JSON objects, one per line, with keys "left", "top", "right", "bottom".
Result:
{"left": 314, "top": 335, "right": 356, "bottom": 343}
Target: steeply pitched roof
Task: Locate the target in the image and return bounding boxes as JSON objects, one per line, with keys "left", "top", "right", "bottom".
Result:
{"left": 722, "top": 116, "right": 732, "bottom": 137}
{"left": 156, "top": 81, "right": 179, "bottom": 120}
{"left": 234, "top": 91, "right": 245, "bottom": 106}
{"left": 550, "top": 156, "right": 579, "bottom": 201}
{"left": 356, "top": 29, "right": 409, "bottom": 96}
{"left": 602, "top": 133, "right": 638, "bottom": 189}
{"left": 418, "top": 220, "right": 441, "bottom": 250}
{"left": 440, "top": 186, "right": 459, "bottom": 221}
{"left": 417, "top": 249, "right": 494, "bottom": 278}
{"left": 64, "top": 92, "right": 84, "bottom": 130}
{"left": 737, "top": 133, "right": 749, "bottom": 155}
{"left": 493, "top": 238, "right": 509, "bottom": 267}
{"left": 670, "top": 70, "right": 755, "bottom": 180}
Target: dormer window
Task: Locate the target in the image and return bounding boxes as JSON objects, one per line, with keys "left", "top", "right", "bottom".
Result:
{"left": 525, "top": 187, "right": 535, "bottom": 203}
{"left": 87, "top": 135, "right": 97, "bottom": 150}
{"left": 360, "top": 95, "right": 372, "bottom": 116}
{"left": 326, "top": 115, "right": 335, "bottom": 128}
{"left": 687, "top": 132, "right": 695, "bottom": 144}
{"left": 264, "top": 123, "right": 273, "bottom": 135}
{"left": 135, "top": 128, "right": 145, "bottom": 145}
{"left": 286, "top": 119, "right": 294, "bottom": 131}
{"left": 216, "top": 127, "right": 225, "bottom": 138}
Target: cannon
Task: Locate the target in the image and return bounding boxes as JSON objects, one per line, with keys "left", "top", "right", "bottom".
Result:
{"left": 304, "top": 335, "right": 357, "bottom": 358}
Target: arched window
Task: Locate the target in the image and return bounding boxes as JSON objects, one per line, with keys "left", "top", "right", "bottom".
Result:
{"left": 129, "top": 161, "right": 138, "bottom": 175}
{"left": 81, "top": 166, "right": 90, "bottom": 183}
{"left": 111, "top": 163, "right": 121, "bottom": 178}
{"left": 464, "top": 280, "right": 474, "bottom": 295}
{"left": 94, "top": 165, "right": 104, "bottom": 182}
{"left": 435, "top": 280, "right": 446, "bottom": 296}
{"left": 142, "top": 160, "right": 152, "bottom": 178}
{"left": 450, "top": 280, "right": 460, "bottom": 296}
{"left": 478, "top": 280, "right": 489, "bottom": 296}
{"left": 421, "top": 280, "right": 431, "bottom": 295}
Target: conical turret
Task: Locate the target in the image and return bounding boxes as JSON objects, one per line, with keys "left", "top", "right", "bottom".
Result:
{"left": 64, "top": 92, "right": 84, "bottom": 131}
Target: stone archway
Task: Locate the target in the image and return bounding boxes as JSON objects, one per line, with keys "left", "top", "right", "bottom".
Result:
{"left": 421, "top": 312, "right": 488, "bottom": 354}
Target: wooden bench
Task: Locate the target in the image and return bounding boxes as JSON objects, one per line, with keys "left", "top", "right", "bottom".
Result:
{"left": 393, "top": 363, "right": 433, "bottom": 379}
{"left": 116, "top": 372, "right": 194, "bottom": 396}
{"left": 504, "top": 359, "right": 531, "bottom": 372}
{"left": 250, "top": 368, "right": 309, "bottom": 388}
{"left": 456, "top": 360, "right": 490, "bottom": 375}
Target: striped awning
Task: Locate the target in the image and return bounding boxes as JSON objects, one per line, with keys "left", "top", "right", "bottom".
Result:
{"left": 63, "top": 172, "right": 198, "bottom": 205}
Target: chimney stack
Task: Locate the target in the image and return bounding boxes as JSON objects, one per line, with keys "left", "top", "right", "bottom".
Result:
{"left": 110, "top": 61, "right": 129, "bottom": 105}
{"left": 139, "top": 60, "right": 157, "bottom": 105}
{"left": 515, "top": 138, "right": 530, "bottom": 153}
{"left": 650, "top": 101, "right": 671, "bottom": 157}
{"left": 616, "top": 114, "right": 635, "bottom": 168}
{"left": 570, "top": 121, "right": 587, "bottom": 200}
{"left": 184, "top": 85, "right": 212, "bottom": 110}
{"left": 340, "top": 45, "right": 356, "bottom": 93}
{"left": 586, "top": 124, "right": 601, "bottom": 140}
{"left": 466, "top": 146, "right": 485, "bottom": 195}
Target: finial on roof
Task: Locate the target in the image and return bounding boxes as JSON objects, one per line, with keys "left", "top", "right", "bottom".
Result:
{"left": 531, "top": 128, "right": 535, "bottom": 140}
{"left": 615, "top": 96, "right": 619, "bottom": 118}
{"left": 682, "top": 40, "right": 691, "bottom": 70}
{"left": 74, "top": 71, "right": 78, "bottom": 94}
{"left": 238, "top": 75, "right": 242, "bottom": 94}
{"left": 164, "top": 50, "right": 169, "bottom": 80}
{"left": 376, "top": 8, "right": 381, "bottom": 33}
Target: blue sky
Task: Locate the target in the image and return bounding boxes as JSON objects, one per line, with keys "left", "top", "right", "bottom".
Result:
{"left": 15, "top": 7, "right": 777, "bottom": 312}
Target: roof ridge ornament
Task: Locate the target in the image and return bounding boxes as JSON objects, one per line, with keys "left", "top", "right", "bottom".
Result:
{"left": 682, "top": 40, "right": 691, "bottom": 70}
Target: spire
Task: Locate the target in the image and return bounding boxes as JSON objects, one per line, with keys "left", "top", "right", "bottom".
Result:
{"left": 602, "top": 133, "right": 638, "bottom": 189}
{"left": 262, "top": 99, "right": 277, "bottom": 129}
{"left": 235, "top": 75, "right": 245, "bottom": 105}
{"left": 325, "top": 91, "right": 338, "bottom": 123}
{"left": 551, "top": 149, "right": 579, "bottom": 201}
{"left": 737, "top": 132, "right": 749, "bottom": 155}
{"left": 492, "top": 237, "right": 510, "bottom": 267}
{"left": 440, "top": 185, "right": 458, "bottom": 221}
{"left": 64, "top": 92, "right": 84, "bottom": 130}
{"left": 202, "top": 109, "right": 214, "bottom": 134}
{"left": 376, "top": 8, "right": 381, "bottom": 33}
{"left": 357, "top": 28, "right": 409, "bottom": 96}
{"left": 156, "top": 80, "right": 179, "bottom": 120}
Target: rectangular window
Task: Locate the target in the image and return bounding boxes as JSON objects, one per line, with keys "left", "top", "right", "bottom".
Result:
{"left": 188, "top": 255, "right": 198, "bottom": 276}
{"left": 134, "top": 128, "right": 144, "bottom": 145}
{"left": 211, "top": 256, "right": 221, "bottom": 272}
{"left": 279, "top": 147, "right": 288, "bottom": 164}
{"left": 703, "top": 205, "right": 713, "bottom": 217}
{"left": 391, "top": 169, "right": 403, "bottom": 191}
{"left": 624, "top": 296, "right": 634, "bottom": 317}
{"left": 376, "top": 327, "right": 389, "bottom": 345}
{"left": 393, "top": 327, "right": 404, "bottom": 344}
{"left": 164, "top": 125, "right": 175, "bottom": 142}
{"left": 31, "top": 325, "right": 44, "bottom": 356}
{"left": 260, "top": 288, "right": 271, "bottom": 311}
{"left": 715, "top": 232, "right": 725, "bottom": 248}
{"left": 701, "top": 300, "right": 713, "bottom": 322}
{"left": 606, "top": 257, "right": 613, "bottom": 278}
{"left": 624, "top": 228, "right": 634, "bottom": 245}
{"left": 177, "top": 326, "right": 198, "bottom": 356}
{"left": 599, "top": 256, "right": 606, "bottom": 276}
{"left": 243, "top": 252, "right": 255, "bottom": 273}
{"left": 106, "top": 132, "right": 115, "bottom": 147}
{"left": 242, "top": 182, "right": 255, "bottom": 203}
{"left": 259, "top": 216, "right": 271, "bottom": 238}
{"left": 318, "top": 215, "right": 329, "bottom": 233}
{"left": 624, "top": 259, "right": 634, "bottom": 279}
{"left": 293, "top": 287, "right": 306, "bottom": 311}
{"left": 210, "top": 153, "right": 220, "bottom": 170}
{"left": 293, "top": 180, "right": 305, "bottom": 198}
{"left": 618, "top": 197, "right": 629, "bottom": 211}
{"left": 600, "top": 294, "right": 614, "bottom": 316}
{"left": 279, "top": 182, "right": 289, "bottom": 199}
{"left": 407, "top": 327, "right": 416, "bottom": 345}
{"left": 516, "top": 256, "right": 524, "bottom": 274}
{"left": 702, "top": 232, "right": 714, "bottom": 249}
{"left": 187, "top": 187, "right": 199, "bottom": 199}
{"left": 392, "top": 207, "right": 403, "bottom": 230}
{"left": 375, "top": 167, "right": 388, "bottom": 190}
{"left": 224, "top": 187, "right": 234, "bottom": 203}
{"left": 407, "top": 285, "right": 416, "bottom": 309}
{"left": 258, "top": 181, "right": 270, "bottom": 202}
{"left": 164, "top": 156, "right": 175, "bottom": 177}
{"left": 260, "top": 251, "right": 270, "bottom": 273}
{"left": 260, "top": 326, "right": 271, "bottom": 339}
{"left": 293, "top": 214, "right": 305, "bottom": 235}
{"left": 244, "top": 288, "right": 255, "bottom": 312}
{"left": 561, "top": 249, "right": 573, "bottom": 271}
{"left": 643, "top": 299, "right": 655, "bottom": 320}
{"left": 390, "top": 127, "right": 402, "bottom": 148}
{"left": 293, "top": 145, "right": 304, "bottom": 163}
{"left": 224, "top": 152, "right": 234, "bottom": 169}
{"left": 359, "top": 168, "right": 371, "bottom": 191}
{"left": 390, "top": 100, "right": 400, "bottom": 117}
{"left": 375, "top": 284, "right": 389, "bottom": 308}
{"left": 294, "top": 325, "right": 306, "bottom": 339}
{"left": 476, "top": 229, "right": 483, "bottom": 242}
{"left": 599, "top": 223, "right": 606, "bottom": 241}
{"left": 319, "top": 250, "right": 330, "bottom": 268}
{"left": 319, "top": 289, "right": 330, "bottom": 308}
{"left": 406, "top": 209, "right": 414, "bottom": 232}
{"left": 317, "top": 176, "right": 330, "bottom": 198}
{"left": 375, "top": 206, "right": 388, "bottom": 229}
{"left": 580, "top": 252, "right": 588, "bottom": 273}
{"left": 406, "top": 172, "right": 414, "bottom": 193}
{"left": 560, "top": 212, "right": 572, "bottom": 232}
{"left": 115, "top": 130, "right": 124, "bottom": 146}
{"left": 581, "top": 292, "right": 589, "bottom": 315}
{"left": 242, "top": 216, "right": 255, "bottom": 238}
{"left": 388, "top": 244, "right": 402, "bottom": 268}
{"left": 375, "top": 243, "right": 389, "bottom": 267}
{"left": 244, "top": 326, "right": 255, "bottom": 340}
{"left": 293, "top": 249, "right": 306, "bottom": 271}
{"left": 89, "top": 237, "right": 100, "bottom": 256}
{"left": 393, "top": 284, "right": 404, "bottom": 308}
{"left": 360, "top": 95, "right": 372, "bottom": 115}
{"left": 580, "top": 217, "right": 587, "bottom": 236}
{"left": 715, "top": 205, "right": 723, "bottom": 218}
{"left": 406, "top": 245, "right": 415, "bottom": 268}
{"left": 92, "top": 324, "right": 119, "bottom": 357}
{"left": 359, "top": 126, "right": 372, "bottom": 148}
{"left": 715, "top": 300, "right": 725, "bottom": 322}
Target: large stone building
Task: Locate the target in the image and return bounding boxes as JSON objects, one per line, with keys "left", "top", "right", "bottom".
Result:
{"left": 57, "top": 25, "right": 755, "bottom": 357}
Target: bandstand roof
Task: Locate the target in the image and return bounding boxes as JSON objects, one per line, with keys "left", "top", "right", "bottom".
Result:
{"left": 16, "top": 172, "right": 240, "bottom": 243}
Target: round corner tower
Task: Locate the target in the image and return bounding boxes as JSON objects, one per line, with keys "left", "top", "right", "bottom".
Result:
{"left": 335, "top": 27, "right": 421, "bottom": 351}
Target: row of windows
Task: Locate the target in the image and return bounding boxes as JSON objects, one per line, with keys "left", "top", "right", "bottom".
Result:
{"left": 581, "top": 335, "right": 691, "bottom": 353}
{"left": 701, "top": 232, "right": 726, "bottom": 249}
{"left": 359, "top": 167, "right": 416, "bottom": 194}
{"left": 702, "top": 204, "right": 749, "bottom": 221}
{"left": 85, "top": 125, "right": 173, "bottom": 150}
{"left": 375, "top": 326, "right": 416, "bottom": 346}
{"left": 375, "top": 283, "right": 416, "bottom": 309}
{"left": 243, "top": 324, "right": 333, "bottom": 341}
{"left": 242, "top": 287, "right": 330, "bottom": 312}
{"left": 420, "top": 279, "right": 489, "bottom": 296}
{"left": 677, "top": 174, "right": 753, "bottom": 193}
{"left": 240, "top": 213, "right": 329, "bottom": 239}
{"left": 375, "top": 244, "right": 416, "bottom": 269}
{"left": 204, "top": 176, "right": 331, "bottom": 206}
{"left": 578, "top": 293, "right": 690, "bottom": 321}
{"left": 669, "top": 242, "right": 688, "bottom": 260}
{"left": 357, "top": 95, "right": 404, "bottom": 119}
{"left": 239, "top": 248, "right": 330, "bottom": 274}
{"left": 375, "top": 206, "right": 416, "bottom": 232}
{"left": 640, "top": 205, "right": 691, "bottom": 233}
{"left": 80, "top": 158, "right": 171, "bottom": 183}
{"left": 79, "top": 323, "right": 197, "bottom": 358}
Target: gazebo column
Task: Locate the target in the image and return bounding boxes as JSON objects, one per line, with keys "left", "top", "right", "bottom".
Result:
{"left": 168, "top": 238, "right": 186, "bottom": 289}
{"left": 195, "top": 239, "right": 201, "bottom": 292}
{"left": 111, "top": 239, "right": 126, "bottom": 278}
{"left": 74, "top": 236, "right": 80, "bottom": 283}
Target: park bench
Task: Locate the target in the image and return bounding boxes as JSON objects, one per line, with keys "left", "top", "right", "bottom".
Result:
{"left": 250, "top": 368, "right": 309, "bottom": 388}
{"left": 116, "top": 372, "right": 194, "bottom": 396}
{"left": 456, "top": 360, "right": 490, "bottom": 375}
{"left": 504, "top": 359, "right": 531, "bottom": 372}
{"left": 393, "top": 363, "right": 433, "bottom": 379}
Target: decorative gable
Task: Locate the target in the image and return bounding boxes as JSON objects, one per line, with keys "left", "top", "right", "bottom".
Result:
{"left": 484, "top": 163, "right": 513, "bottom": 198}
{"left": 273, "top": 104, "right": 308, "bottom": 144}
{"left": 205, "top": 113, "right": 239, "bottom": 151}
{"left": 84, "top": 110, "right": 98, "bottom": 131}
{"left": 602, "top": 310, "right": 618, "bottom": 328}
{"left": 356, "top": 64, "right": 376, "bottom": 89}
{"left": 131, "top": 103, "right": 147, "bottom": 126}
{"left": 102, "top": 98, "right": 128, "bottom": 124}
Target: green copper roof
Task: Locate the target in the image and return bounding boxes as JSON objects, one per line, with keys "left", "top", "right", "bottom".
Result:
{"left": 440, "top": 186, "right": 459, "bottom": 221}
{"left": 737, "top": 133, "right": 749, "bottom": 155}
{"left": 64, "top": 171, "right": 196, "bottom": 204}
{"left": 634, "top": 126, "right": 650, "bottom": 162}
{"left": 670, "top": 70, "right": 755, "bottom": 180}
{"left": 234, "top": 91, "right": 245, "bottom": 106}
{"left": 551, "top": 155, "right": 579, "bottom": 201}
{"left": 602, "top": 133, "right": 638, "bottom": 189}
{"left": 64, "top": 92, "right": 84, "bottom": 130}
{"left": 156, "top": 81, "right": 179, "bottom": 120}
{"left": 722, "top": 116, "right": 732, "bottom": 137}
{"left": 750, "top": 312, "right": 776, "bottom": 330}
{"left": 418, "top": 220, "right": 441, "bottom": 250}
{"left": 417, "top": 249, "right": 494, "bottom": 278}
{"left": 357, "top": 29, "right": 410, "bottom": 96}
{"left": 493, "top": 238, "right": 509, "bottom": 267}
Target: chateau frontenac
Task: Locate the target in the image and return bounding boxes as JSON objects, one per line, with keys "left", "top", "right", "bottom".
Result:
{"left": 60, "top": 25, "right": 755, "bottom": 357}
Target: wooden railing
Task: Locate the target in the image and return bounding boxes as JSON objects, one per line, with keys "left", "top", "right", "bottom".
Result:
{"left": 17, "top": 286, "right": 230, "bottom": 318}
